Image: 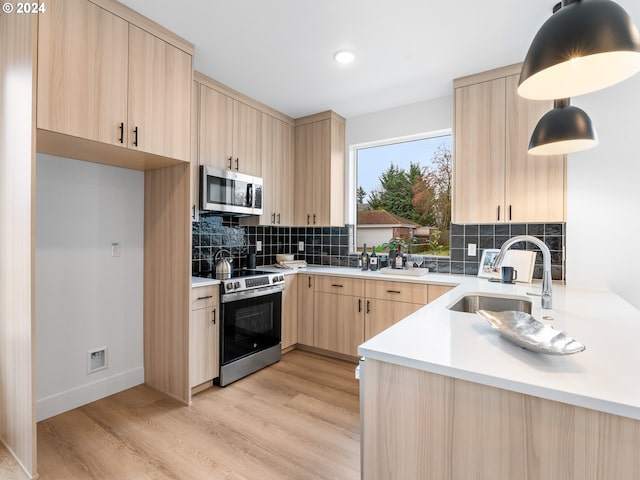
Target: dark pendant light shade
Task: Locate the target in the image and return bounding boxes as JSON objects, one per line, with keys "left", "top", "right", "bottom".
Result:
{"left": 528, "top": 99, "right": 598, "bottom": 155}
{"left": 519, "top": 0, "right": 640, "bottom": 100}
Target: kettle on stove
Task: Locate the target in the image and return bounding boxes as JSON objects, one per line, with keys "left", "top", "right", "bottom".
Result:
{"left": 215, "top": 249, "right": 233, "bottom": 280}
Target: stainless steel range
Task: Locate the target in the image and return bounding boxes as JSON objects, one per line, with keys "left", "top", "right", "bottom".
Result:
{"left": 218, "top": 269, "right": 285, "bottom": 386}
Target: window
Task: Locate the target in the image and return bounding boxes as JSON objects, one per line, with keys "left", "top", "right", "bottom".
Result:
{"left": 352, "top": 131, "right": 452, "bottom": 256}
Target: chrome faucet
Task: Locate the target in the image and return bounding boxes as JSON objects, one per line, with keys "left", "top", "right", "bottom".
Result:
{"left": 493, "top": 235, "right": 553, "bottom": 309}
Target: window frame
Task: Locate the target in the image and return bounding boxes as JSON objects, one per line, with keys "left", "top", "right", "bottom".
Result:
{"left": 347, "top": 128, "right": 452, "bottom": 253}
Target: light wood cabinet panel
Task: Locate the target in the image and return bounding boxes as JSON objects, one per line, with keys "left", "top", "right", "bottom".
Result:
{"left": 365, "top": 299, "right": 422, "bottom": 341}
{"left": 297, "top": 274, "right": 315, "bottom": 346}
{"left": 453, "top": 64, "right": 566, "bottom": 224}
{"left": 294, "top": 112, "right": 345, "bottom": 226}
{"left": 427, "top": 284, "right": 453, "bottom": 303}
{"left": 453, "top": 78, "right": 506, "bottom": 223}
{"left": 198, "top": 84, "right": 234, "bottom": 170}
{"left": 190, "top": 81, "right": 200, "bottom": 221}
{"left": 281, "top": 275, "right": 298, "bottom": 350}
{"left": 37, "top": 0, "right": 129, "bottom": 147}
{"left": 315, "top": 275, "right": 365, "bottom": 297}
{"left": 198, "top": 86, "right": 262, "bottom": 174}
{"left": 259, "top": 114, "right": 294, "bottom": 225}
{"left": 189, "top": 286, "right": 219, "bottom": 388}
{"left": 190, "top": 284, "right": 218, "bottom": 309}
{"left": 315, "top": 292, "right": 364, "bottom": 356}
{"left": 365, "top": 279, "right": 429, "bottom": 304}
{"left": 128, "top": 24, "right": 192, "bottom": 162}
{"left": 37, "top": 0, "right": 192, "bottom": 164}
{"left": 233, "top": 101, "right": 262, "bottom": 176}
{"left": 505, "top": 75, "right": 566, "bottom": 222}
{"left": 362, "top": 359, "right": 640, "bottom": 480}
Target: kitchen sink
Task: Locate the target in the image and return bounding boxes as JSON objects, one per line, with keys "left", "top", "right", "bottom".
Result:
{"left": 448, "top": 293, "right": 532, "bottom": 314}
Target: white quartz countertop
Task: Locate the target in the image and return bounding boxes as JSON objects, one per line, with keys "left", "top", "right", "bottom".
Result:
{"left": 357, "top": 274, "right": 640, "bottom": 421}
{"left": 191, "top": 276, "right": 221, "bottom": 287}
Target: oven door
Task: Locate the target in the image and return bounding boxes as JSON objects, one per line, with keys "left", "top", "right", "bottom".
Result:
{"left": 220, "top": 288, "right": 282, "bottom": 366}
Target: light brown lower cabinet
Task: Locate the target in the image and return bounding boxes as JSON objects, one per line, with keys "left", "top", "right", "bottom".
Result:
{"left": 281, "top": 275, "right": 298, "bottom": 350}
{"left": 315, "top": 291, "right": 365, "bottom": 356}
{"left": 308, "top": 276, "right": 454, "bottom": 357}
{"left": 362, "top": 358, "right": 640, "bottom": 480}
{"left": 297, "top": 274, "right": 315, "bottom": 346}
{"left": 189, "top": 285, "right": 219, "bottom": 388}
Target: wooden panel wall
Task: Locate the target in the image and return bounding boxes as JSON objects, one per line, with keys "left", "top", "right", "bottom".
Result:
{"left": 362, "top": 359, "right": 640, "bottom": 480}
{"left": 143, "top": 163, "right": 191, "bottom": 404}
{"left": 0, "top": 12, "right": 38, "bottom": 479}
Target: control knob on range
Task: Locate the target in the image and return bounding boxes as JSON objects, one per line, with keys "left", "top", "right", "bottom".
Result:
{"left": 226, "top": 282, "right": 234, "bottom": 291}
{"left": 234, "top": 281, "right": 241, "bottom": 289}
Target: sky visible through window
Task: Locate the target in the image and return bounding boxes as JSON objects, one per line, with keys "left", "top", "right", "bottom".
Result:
{"left": 357, "top": 135, "right": 452, "bottom": 201}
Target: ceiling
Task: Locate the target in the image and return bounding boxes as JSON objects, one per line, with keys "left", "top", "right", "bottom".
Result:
{"left": 118, "top": 0, "right": 637, "bottom": 120}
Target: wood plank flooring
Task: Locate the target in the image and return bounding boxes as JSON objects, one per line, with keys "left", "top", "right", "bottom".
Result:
{"left": 24, "top": 350, "right": 360, "bottom": 479}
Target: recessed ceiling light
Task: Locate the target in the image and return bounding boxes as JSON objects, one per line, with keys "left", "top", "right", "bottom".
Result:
{"left": 334, "top": 50, "right": 355, "bottom": 64}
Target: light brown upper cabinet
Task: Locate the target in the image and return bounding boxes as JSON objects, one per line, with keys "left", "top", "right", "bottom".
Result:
{"left": 198, "top": 84, "right": 262, "bottom": 176}
{"left": 294, "top": 111, "right": 345, "bottom": 227}
{"left": 453, "top": 64, "right": 566, "bottom": 223}
{"left": 260, "top": 114, "right": 294, "bottom": 225}
{"left": 37, "top": 0, "right": 192, "bottom": 163}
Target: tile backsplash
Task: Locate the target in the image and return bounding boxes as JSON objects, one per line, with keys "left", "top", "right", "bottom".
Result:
{"left": 192, "top": 214, "right": 354, "bottom": 275}
{"left": 192, "top": 216, "right": 565, "bottom": 281}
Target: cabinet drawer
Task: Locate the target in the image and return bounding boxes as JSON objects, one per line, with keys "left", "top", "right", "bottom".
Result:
{"left": 191, "top": 285, "right": 219, "bottom": 309}
{"left": 315, "top": 275, "right": 365, "bottom": 297}
{"left": 365, "top": 280, "right": 429, "bottom": 305}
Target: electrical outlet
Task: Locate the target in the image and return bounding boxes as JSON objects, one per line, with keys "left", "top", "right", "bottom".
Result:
{"left": 88, "top": 346, "right": 107, "bottom": 374}
{"left": 298, "top": 241, "right": 304, "bottom": 251}
{"left": 256, "top": 240, "right": 262, "bottom": 252}
{"left": 468, "top": 243, "right": 477, "bottom": 257}
{"left": 111, "top": 242, "right": 120, "bottom": 257}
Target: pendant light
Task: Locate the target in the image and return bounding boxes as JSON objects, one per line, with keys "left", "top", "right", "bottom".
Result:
{"left": 528, "top": 99, "right": 598, "bottom": 155}
{"left": 519, "top": 0, "right": 640, "bottom": 100}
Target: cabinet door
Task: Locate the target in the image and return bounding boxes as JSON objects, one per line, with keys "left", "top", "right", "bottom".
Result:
{"left": 315, "top": 292, "right": 364, "bottom": 356}
{"left": 191, "top": 81, "right": 200, "bottom": 221}
{"left": 453, "top": 78, "right": 506, "bottom": 223}
{"left": 309, "top": 119, "right": 332, "bottom": 225}
{"left": 37, "top": 0, "right": 128, "bottom": 146}
{"left": 189, "top": 305, "right": 219, "bottom": 387}
{"left": 260, "top": 115, "right": 293, "bottom": 225}
{"left": 365, "top": 299, "right": 422, "bottom": 341}
{"left": 128, "top": 24, "right": 192, "bottom": 162}
{"left": 281, "top": 275, "right": 298, "bottom": 350}
{"left": 274, "top": 119, "right": 294, "bottom": 225}
{"left": 232, "top": 101, "right": 262, "bottom": 175}
{"left": 505, "top": 75, "right": 566, "bottom": 222}
{"left": 293, "top": 122, "right": 316, "bottom": 226}
{"left": 199, "top": 85, "right": 234, "bottom": 169}
{"left": 297, "top": 274, "right": 315, "bottom": 346}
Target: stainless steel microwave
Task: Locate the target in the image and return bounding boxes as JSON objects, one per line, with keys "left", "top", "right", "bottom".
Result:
{"left": 200, "top": 166, "right": 263, "bottom": 216}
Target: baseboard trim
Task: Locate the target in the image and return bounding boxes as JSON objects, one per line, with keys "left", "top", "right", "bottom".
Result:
{"left": 36, "top": 367, "right": 144, "bottom": 421}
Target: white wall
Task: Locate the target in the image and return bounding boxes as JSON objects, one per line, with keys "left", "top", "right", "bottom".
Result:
{"left": 345, "top": 96, "right": 453, "bottom": 225}
{"left": 565, "top": 73, "right": 640, "bottom": 309}
{"left": 35, "top": 154, "right": 144, "bottom": 420}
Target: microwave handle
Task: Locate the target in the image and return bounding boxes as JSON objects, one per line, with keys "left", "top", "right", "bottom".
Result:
{"left": 247, "top": 184, "right": 253, "bottom": 207}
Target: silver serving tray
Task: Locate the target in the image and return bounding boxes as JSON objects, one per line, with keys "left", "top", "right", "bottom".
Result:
{"left": 476, "top": 309, "right": 586, "bottom": 355}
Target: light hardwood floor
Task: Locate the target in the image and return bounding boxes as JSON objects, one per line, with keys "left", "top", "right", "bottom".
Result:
{"left": 1, "top": 350, "right": 360, "bottom": 479}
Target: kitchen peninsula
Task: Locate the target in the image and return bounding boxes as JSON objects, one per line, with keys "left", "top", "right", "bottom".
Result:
{"left": 356, "top": 273, "right": 640, "bottom": 480}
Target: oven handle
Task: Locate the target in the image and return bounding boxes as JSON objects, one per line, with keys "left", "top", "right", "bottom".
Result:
{"left": 221, "top": 284, "right": 284, "bottom": 303}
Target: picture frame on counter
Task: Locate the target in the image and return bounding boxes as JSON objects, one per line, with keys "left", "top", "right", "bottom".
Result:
{"left": 478, "top": 249, "right": 500, "bottom": 280}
